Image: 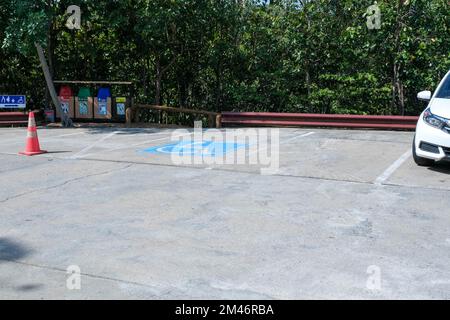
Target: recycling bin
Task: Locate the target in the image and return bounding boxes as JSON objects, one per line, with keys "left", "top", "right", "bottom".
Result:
{"left": 57, "top": 86, "right": 75, "bottom": 119}
{"left": 94, "top": 88, "right": 112, "bottom": 120}
{"left": 75, "top": 87, "right": 94, "bottom": 120}
{"left": 44, "top": 109, "right": 55, "bottom": 123}
{"left": 113, "top": 97, "right": 129, "bottom": 121}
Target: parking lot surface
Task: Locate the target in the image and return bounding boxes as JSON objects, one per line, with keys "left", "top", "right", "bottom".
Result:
{"left": 1, "top": 126, "right": 450, "bottom": 299}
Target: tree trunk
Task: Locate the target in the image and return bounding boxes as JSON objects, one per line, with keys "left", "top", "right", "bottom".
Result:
{"left": 398, "top": 81, "right": 405, "bottom": 115}
{"left": 391, "top": 0, "right": 409, "bottom": 115}
{"left": 45, "top": 0, "right": 55, "bottom": 109}
{"left": 215, "top": 62, "right": 223, "bottom": 112}
{"left": 155, "top": 57, "right": 162, "bottom": 105}
{"left": 153, "top": 52, "right": 179, "bottom": 106}
{"left": 178, "top": 80, "right": 188, "bottom": 108}
{"left": 142, "top": 58, "right": 149, "bottom": 101}
{"left": 305, "top": 66, "right": 311, "bottom": 111}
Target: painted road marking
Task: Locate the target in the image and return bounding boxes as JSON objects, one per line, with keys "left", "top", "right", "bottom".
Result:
{"left": 142, "top": 131, "right": 315, "bottom": 158}
{"left": 374, "top": 150, "right": 412, "bottom": 185}
{"left": 78, "top": 132, "right": 194, "bottom": 158}
{"left": 247, "top": 131, "right": 315, "bottom": 157}
{"left": 283, "top": 131, "right": 315, "bottom": 143}
{"left": 69, "top": 131, "right": 119, "bottom": 159}
{"left": 143, "top": 141, "right": 247, "bottom": 157}
{"left": 51, "top": 131, "right": 87, "bottom": 138}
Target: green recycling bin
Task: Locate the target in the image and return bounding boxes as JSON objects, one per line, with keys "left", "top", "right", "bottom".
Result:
{"left": 75, "top": 87, "right": 93, "bottom": 120}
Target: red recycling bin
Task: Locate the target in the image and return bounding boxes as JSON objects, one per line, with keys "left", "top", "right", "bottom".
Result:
{"left": 57, "top": 86, "right": 75, "bottom": 119}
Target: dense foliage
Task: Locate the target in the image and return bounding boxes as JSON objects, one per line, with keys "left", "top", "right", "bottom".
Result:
{"left": 1, "top": 0, "right": 449, "bottom": 115}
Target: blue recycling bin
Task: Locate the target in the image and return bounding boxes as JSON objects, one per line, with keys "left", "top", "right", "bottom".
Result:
{"left": 94, "top": 87, "right": 112, "bottom": 119}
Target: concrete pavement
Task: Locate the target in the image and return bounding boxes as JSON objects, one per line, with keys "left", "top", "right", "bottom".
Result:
{"left": 1, "top": 126, "right": 449, "bottom": 299}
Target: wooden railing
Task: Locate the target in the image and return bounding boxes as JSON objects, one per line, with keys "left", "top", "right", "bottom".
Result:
{"left": 126, "top": 104, "right": 222, "bottom": 128}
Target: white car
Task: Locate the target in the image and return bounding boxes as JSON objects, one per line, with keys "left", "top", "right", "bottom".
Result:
{"left": 413, "top": 70, "right": 450, "bottom": 166}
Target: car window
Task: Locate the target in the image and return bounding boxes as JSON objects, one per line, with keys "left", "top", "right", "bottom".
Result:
{"left": 435, "top": 74, "right": 450, "bottom": 99}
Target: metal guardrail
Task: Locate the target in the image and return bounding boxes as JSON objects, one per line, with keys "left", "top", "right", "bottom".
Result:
{"left": 221, "top": 112, "right": 419, "bottom": 130}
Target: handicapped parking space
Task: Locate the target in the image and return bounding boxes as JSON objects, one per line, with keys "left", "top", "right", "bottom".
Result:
{"left": 59, "top": 128, "right": 308, "bottom": 173}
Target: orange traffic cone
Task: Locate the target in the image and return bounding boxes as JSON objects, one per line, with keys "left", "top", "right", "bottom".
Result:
{"left": 19, "top": 112, "right": 47, "bottom": 156}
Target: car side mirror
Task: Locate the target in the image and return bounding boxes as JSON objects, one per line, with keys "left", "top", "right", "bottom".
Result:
{"left": 417, "top": 90, "right": 432, "bottom": 102}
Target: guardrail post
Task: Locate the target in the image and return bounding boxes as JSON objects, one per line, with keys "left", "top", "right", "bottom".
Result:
{"left": 216, "top": 114, "right": 222, "bottom": 129}
{"left": 208, "top": 115, "right": 215, "bottom": 128}
{"left": 134, "top": 107, "right": 141, "bottom": 123}
{"left": 125, "top": 108, "right": 132, "bottom": 126}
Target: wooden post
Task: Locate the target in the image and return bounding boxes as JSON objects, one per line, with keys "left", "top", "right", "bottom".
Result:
{"left": 35, "top": 43, "right": 72, "bottom": 127}
{"left": 216, "top": 114, "right": 222, "bottom": 128}
{"left": 208, "top": 115, "right": 215, "bottom": 128}
{"left": 126, "top": 108, "right": 133, "bottom": 126}
{"left": 134, "top": 107, "right": 140, "bottom": 123}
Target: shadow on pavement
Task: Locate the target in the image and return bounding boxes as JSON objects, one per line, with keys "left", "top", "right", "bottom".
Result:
{"left": 44, "top": 151, "right": 71, "bottom": 154}
{"left": 428, "top": 162, "right": 450, "bottom": 175}
{"left": 0, "top": 237, "right": 32, "bottom": 262}
{"left": 15, "top": 284, "right": 44, "bottom": 292}
{"left": 0, "top": 238, "right": 44, "bottom": 294}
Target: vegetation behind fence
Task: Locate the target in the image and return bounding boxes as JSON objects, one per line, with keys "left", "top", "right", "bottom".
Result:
{"left": 0, "top": 0, "right": 449, "bottom": 117}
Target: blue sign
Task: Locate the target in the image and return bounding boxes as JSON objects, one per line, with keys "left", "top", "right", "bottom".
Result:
{"left": 142, "top": 141, "right": 247, "bottom": 157}
{"left": 0, "top": 95, "right": 26, "bottom": 109}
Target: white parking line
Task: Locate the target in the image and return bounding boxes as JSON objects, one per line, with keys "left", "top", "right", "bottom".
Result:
{"left": 76, "top": 131, "right": 194, "bottom": 159}
{"left": 247, "top": 131, "right": 315, "bottom": 156}
{"left": 50, "top": 131, "right": 87, "bottom": 138}
{"left": 284, "top": 131, "right": 315, "bottom": 143}
{"left": 69, "top": 131, "right": 119, "bottom": 159}
{"left": 374, "top": 150, "right": 412, "bottom": 185}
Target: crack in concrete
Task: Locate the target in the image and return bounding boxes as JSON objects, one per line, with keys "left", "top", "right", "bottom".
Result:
{"left": 66, "top": 156, "right": 450, "bottom": 192}
{"left": 0, "top": 257, "right": 276, "bottom": 300}
{"left": 0, "top": 164, "right": 134, "bottom": 204}
{"left": 1, "top": 150, "right": 449, "bottom": 193}
{"left": 0, "top": 160, "right": 52, "bottom": 175}
{"left": 0, "top": 258, "right": 168, "bottom": 298}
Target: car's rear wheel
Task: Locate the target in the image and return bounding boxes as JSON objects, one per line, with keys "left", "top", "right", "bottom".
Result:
{"left": 413, "top": 137, "right": 435, "bottom": 167}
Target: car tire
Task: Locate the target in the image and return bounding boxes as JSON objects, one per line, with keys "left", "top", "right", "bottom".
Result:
{"left": 413, "top": 137, "right": 435, "bottom": 167}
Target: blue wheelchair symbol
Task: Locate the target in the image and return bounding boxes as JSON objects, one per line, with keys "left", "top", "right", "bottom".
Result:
{"left": 142, "top": 141, "right": 247, "bottom": 157}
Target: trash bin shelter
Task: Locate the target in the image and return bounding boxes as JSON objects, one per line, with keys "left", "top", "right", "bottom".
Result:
{"left": 94, "top": 88, "right": 112, "bottom": 120}
{"left": 57, "top": 86, "right": 75, "bottom": 119}
{"left": 53, "top": 80, "right": 133, "bottom": 122}
{"left": 113, "top": 97, "right": 129, "bottom": 121}
{"left": 75, "top": 87, "right": 94, "bottom": 120}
